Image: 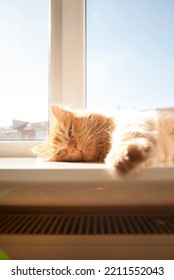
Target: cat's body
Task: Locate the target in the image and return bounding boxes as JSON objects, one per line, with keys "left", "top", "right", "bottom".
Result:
{"left": 32, "top": 105, "right": 174, "bottom": 174}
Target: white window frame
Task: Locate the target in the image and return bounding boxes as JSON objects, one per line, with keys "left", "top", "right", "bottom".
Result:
{"left": 0, "top": 0, "right": 85, "bottom": 158}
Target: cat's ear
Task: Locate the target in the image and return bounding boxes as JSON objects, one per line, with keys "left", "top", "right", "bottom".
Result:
{"left": 51, "top": 104, "right": 68, "bottom": 119}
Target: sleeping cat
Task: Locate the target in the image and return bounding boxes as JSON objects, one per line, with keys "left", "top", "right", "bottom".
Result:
{"left": 32, "top": 105, "right": 174, "bottom": 174}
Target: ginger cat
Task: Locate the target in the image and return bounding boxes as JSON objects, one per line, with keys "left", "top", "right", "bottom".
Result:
{"left": 32, "top": 105, "right": 174, "bottom": 174}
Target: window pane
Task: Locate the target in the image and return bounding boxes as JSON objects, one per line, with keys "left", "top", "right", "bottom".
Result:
{"left": 0, "top": 0, "right": 48, "bottom": 140}
{"left": 86, "top": 0, "right": 174, "bottom": 111}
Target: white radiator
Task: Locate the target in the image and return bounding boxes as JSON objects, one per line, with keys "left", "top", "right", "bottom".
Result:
{"left": 1, "top": 210, "right": 174, "bottom": 260}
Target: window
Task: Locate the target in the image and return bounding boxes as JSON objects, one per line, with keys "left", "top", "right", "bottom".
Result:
{"left": 0, "top": 0, "right": 49, "bottom": 141}
{"left": 1, "top": 0, "right": 174, "bottom": 157}
{"left": 86, "top": 0, "right": 174, "bottom": 112}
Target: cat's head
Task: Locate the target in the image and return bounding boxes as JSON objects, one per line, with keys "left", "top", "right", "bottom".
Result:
{"left": 32, "top": 105, "right": 114, "bottom": 162}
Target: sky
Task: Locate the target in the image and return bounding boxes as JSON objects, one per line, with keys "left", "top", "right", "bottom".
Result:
{"left": 0, "top": 0, "right": 48, "bottom": 127}
{"left": 86, "top": 0, "right": 174, "bottom": 111}
{"left": 0, "top": 0, "right": 174, "bottom": 128}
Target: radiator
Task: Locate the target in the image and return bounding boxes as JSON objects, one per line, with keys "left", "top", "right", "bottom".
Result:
{"left": 0, "top": 209, "right": 174, "bottom": 260}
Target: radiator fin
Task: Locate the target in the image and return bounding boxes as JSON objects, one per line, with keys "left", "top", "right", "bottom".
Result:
{"left": 0, "top": 213, "right": 174, "bottom": 235}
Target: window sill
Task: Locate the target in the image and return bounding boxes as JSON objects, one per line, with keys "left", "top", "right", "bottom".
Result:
{"left": 0, "top": 158, "right": 174, "bottom": 207}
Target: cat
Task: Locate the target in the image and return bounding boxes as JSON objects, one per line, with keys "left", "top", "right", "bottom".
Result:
{"left": 32, "top": 104, "right": 174, "bottom": 174}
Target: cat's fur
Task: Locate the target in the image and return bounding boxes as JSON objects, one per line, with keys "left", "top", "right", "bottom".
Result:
{"left": 32, "top": 105, "right": 174, "bottom": 174}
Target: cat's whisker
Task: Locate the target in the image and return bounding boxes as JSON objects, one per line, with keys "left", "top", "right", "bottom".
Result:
{"left": 85, "top": 124, "right": 112, "bottom": 140}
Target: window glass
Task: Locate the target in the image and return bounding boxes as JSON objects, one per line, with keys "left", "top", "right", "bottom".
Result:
{"left": 0, "top": 0, "right": 48, "bottom": 140}
{"left": 86, "top": 0, "right": 174, "bottom": 112}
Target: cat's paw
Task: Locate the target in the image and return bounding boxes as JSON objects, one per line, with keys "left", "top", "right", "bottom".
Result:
{"left": 106, "top": 141, "right": 152, "bottom": 175}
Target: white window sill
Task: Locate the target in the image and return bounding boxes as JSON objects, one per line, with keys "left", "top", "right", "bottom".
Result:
{"left": 0, "top": 158, "right": 174, "bottom": 207}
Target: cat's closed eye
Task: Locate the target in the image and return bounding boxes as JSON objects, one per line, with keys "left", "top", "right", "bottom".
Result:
{"left": 57, "top": 149, "right": 65, "bottom": 156}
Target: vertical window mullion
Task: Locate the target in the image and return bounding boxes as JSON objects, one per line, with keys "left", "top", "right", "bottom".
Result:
{"left": 50, "top": 0, "right": 85, "bottom": 128}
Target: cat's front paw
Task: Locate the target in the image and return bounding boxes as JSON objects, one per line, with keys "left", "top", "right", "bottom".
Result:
{"left": 106, "top": 141, "right": 152, "bottom": 174}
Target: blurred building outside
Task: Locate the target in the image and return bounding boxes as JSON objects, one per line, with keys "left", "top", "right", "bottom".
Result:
{"left": 0, "top": 120, "right": 48, "bottom": 140}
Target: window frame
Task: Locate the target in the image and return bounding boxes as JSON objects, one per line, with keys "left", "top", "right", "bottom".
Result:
{"left": 0, "top": 0, "right": 85, "bottom": 157}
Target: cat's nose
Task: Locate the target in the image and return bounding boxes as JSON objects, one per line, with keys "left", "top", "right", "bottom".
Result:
{"left": 69, "top": 142, "right": 78, "bottom": 152}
